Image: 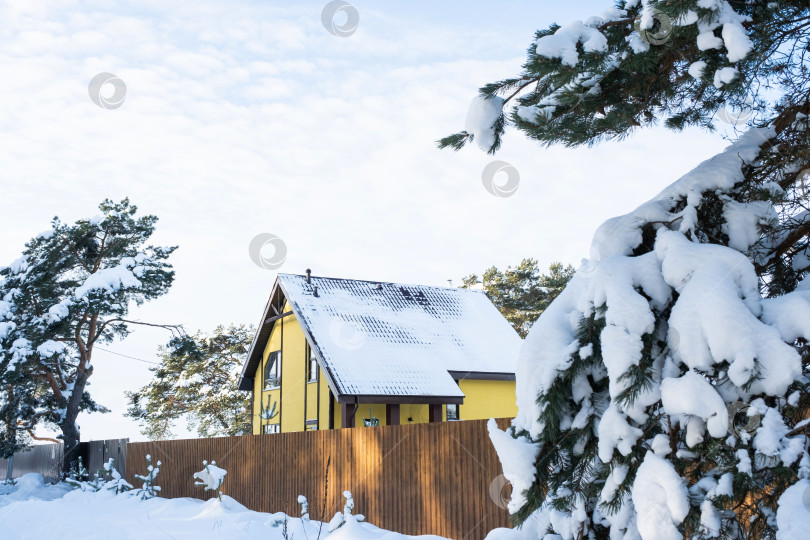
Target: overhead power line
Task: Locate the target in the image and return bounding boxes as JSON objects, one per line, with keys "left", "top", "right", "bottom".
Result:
{"left": 95, "top": 346, "right": 160, "bottom": 365}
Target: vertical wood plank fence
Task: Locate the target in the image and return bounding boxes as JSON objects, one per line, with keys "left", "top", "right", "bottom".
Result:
{"left": 0, "top": 422, "right": 512, "bottom": 539}
{"left": 85, "top": 438, "right": 128, "bottom": 479}
{"left": 125, "top": 418, "right": 513, "bottom": 540}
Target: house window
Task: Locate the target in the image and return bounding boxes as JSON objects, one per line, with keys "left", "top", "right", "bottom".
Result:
{"left": 263, "top": 423, "right": 280, "bottom": 434}
{"left": 308, "top": 352, "right": 318, "bottom": 383}
{"left": 264, "top": 351, "right": 281, "bottom": 389}
{"left": 446, "top": 404, "right": 459, "bottom": 421}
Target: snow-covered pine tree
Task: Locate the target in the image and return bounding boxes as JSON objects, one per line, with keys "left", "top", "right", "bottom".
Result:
{"left": 0, "top": 198, "right": 179, "bottom": 473}
{"left": 298, "top": 495, "right": 309, "bottom": 521}
{"left": 102, "top": 458, "right": 132, "bottom": 494}
{"left": 125, "top": 325, "right": 253, "bottom": 440}
{"left": 65, "top": 456, "right": 90, "bottom": 490}
{"left": 133, "top": 454, "right": 161, "bottom": 500}
{"left": 442, "top": 1, "right": 810, "bottom": 538}
{"left": 0, "top": 363, "right": 35, "bottom": 468}
{"left": 0, "top": 285, "right": 39, "bottom": 468}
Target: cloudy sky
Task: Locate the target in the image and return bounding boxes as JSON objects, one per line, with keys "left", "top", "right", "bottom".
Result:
{"left": 0, "top": 0, "right": 734, "bottom": 441}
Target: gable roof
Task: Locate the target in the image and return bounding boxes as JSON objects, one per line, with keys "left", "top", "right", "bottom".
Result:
{"left": 238, "top": 273, "right": 522, "bottom": 403}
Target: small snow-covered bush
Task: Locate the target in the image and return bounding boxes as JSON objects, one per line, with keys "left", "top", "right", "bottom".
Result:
{"left": 103, "top": 458, "right": 132, "bottom": 494}
{"left": 193, "top": 460, "right": 226, "bottom": 500}
{"left": 132, "top": 454, "right": 161, "bottom": 500}
{"left": 65, "top": 457, "right": 106, "bottom": 492}
{"left": 343, "top": 490, "right": 353, "bottom": 516}
{"left": 65, "top": 457, "right": 89, "bottom": 488}
{"left": 66, "top": 458, "right": 132, "bottom": 494}
{"left": 298, "top": 494, "right": 309, "bottom": 521}
{"left": 328, "top": 490, "right": 365, "bottom": 531}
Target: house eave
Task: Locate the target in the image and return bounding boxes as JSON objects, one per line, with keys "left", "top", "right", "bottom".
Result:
{"left": 335, "top": 394, "right": 464, "bottom": 405}
{"left": 448, "top": 370, "right": 515, "bottom": 382}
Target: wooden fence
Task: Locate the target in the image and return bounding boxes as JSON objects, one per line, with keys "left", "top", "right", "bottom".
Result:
{"left": 85, "top": 438, "right": 128, "bottom": 479}
{"left": 125, "top": 418, "right": 513, "bottom": 540}
{"left": 0, "top": 438, "right": 128, "bottom": 484}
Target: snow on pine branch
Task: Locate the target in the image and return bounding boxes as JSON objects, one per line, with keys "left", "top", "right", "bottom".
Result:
{"left": 590, "top": 128, "right": 774, "bottom": 262}
{"left": 449, "top": 0, "right": 762, "bottom": 154}
{"left": 194, "top": 461, "right": 227, "bottom": 499}
{"left": 465, "top": 96, "right": 505, "bottom": 152}
{"left": 534, "top": 20, "right": 609, "bottom": 67}
{"left": 632, "top": 452, "right": 690, "bottom": 540}
{"left": 72, "top": 254, "right": 150, "bottom": 300}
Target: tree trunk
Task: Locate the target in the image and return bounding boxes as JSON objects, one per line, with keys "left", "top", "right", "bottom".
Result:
{"left": 5, "top": 455, "right": 13, "bottom": 482}
{"left": 60, "top": 421, "right": 81, "bottom": 477}
{"left": 59, "top": 371, "right": 90, "bottom": 476}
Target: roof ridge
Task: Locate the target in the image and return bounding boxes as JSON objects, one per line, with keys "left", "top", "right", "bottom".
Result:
{"left": 278, "top": 273, "right": 480, "bottom": 293}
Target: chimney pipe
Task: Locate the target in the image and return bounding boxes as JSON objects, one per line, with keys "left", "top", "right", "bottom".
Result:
{"left": 306, "top": 268, "right": 311, "bottom": 284}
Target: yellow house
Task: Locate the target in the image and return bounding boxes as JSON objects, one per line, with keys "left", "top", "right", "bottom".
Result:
{"left": 237, "top": 271, "right": 522, "bottom": 433}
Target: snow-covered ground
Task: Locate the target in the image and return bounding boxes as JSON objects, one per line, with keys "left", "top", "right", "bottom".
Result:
{"left": 0, "top": 473, "right": 449, "bottom": 540}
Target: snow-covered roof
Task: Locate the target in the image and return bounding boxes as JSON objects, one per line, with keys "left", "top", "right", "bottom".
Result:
{"left": 239, "top": 273, "right": 522, "bottom": 402}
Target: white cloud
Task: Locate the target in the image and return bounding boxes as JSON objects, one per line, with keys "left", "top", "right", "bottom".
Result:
{"left": 0, "top": 0, "right": 730, "bottom": 441}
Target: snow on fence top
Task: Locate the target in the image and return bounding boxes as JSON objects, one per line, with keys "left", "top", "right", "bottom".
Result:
{"left": 277, "top": 273, "right": 522, "bottom": 399}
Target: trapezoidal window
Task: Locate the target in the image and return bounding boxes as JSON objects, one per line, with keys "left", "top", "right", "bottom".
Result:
{"left": 264, "top": 350, "right": 281, "bottom": 389}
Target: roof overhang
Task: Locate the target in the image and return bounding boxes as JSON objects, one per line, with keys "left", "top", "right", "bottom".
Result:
{"left": 335, "top": 394, "right": 464, "bottom": 405}
{"left": 448, "top": 371, "right": 515, "bottom": 382}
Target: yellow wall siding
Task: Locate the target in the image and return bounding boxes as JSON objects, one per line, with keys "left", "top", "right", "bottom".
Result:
{"left": 343, "top": 404, "right": 438, "bottom": 427}
{"left": 355, "top": 404, "right": 386, "bottom": 426}
{"left": 280, "top": 312, "right": 306, "bottom": 433}
{"left": 457, "top": 379, "right": 517, "bottom": 420}
{"left": 318, "top": 367, "right": 332, "bottom": 430}
{"left": 253, "top": 367, "right": 281, "bottom": 434}
{"left": 252, "top": 370, "right": 261, "bottom": 434}
{"left": 401, "top": 404, "right": 431, "bottom": 424}
{"left": 305, "top": 381, "right": 318, "bottom": 429}
{"left": 324, "top": 404, "right": 430, "bottom": 428}
{"left": 253, "top": 302, "right": 309, "bottom": 434}
{"left": 333, "top": 395, "right": 341, "bottom": 429}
